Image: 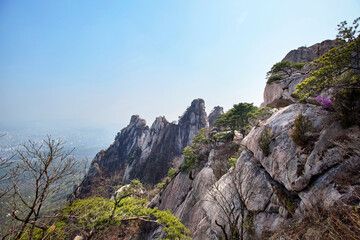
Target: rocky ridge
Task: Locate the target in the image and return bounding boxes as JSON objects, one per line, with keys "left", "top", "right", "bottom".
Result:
{"left": 76, "top": 99, "right": 212, "bottom": 198}
{"left": 147, "top": 41, "right": 360, "bottom": 239}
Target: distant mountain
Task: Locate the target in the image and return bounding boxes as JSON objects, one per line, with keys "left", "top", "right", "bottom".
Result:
{"left": 75, "top": 99, "right": 223, "bottom": 198}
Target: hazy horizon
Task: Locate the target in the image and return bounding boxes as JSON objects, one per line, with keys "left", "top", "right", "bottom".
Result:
{"left": 1, "top": 0, "right": 360, "bottom": 132}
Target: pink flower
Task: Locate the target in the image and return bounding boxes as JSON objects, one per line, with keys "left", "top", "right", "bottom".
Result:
{"left": 316, "top": 96, "right": 333, "bottom": 110}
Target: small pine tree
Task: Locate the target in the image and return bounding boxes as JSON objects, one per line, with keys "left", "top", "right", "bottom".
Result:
{"left": 290, "top": 112, "right": 314, "bottom": 147}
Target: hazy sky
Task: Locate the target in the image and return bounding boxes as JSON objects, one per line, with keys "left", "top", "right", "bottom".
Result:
{"left": 1, "top": 0, "right": 359, "bottom": 130}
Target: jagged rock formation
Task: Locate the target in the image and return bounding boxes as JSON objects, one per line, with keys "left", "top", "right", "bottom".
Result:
{"left": 282, "top": 39, "right": 335, "bottom": 63}
{"left": 76, "top": 99, "right": 220, "bottom": 198}
{"left": 147, "top": 40, "right": 360, "bottom": 239}
{"left": 263, "top": 40, "right": 336, "bottom": 108}
{"left": 208, "top": 106, "right": 224, "bottom": 129}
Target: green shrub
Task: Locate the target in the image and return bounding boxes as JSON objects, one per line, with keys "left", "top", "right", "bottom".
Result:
{"left": 129, "top": 179, "right": 143, "bottom": 189}
{"left": 48, "top": 197, "right": 190, "bottom": 239}
{"left": 334, "top": 88, "right": 360, "bottom": 128}
{"left": 228, "top": 157, "right": 237, "bottom": 167}
{"left": 180, "top": 146, "right": 199, "bottom": 171}
{"left": 214, "top": 102, "right": 258, "bottom": 132}
{"left": 247, "top": 107, "right": 276, "bottom": 130}
{"left": 267, "top": 61, "right": 305, "bottom": 78}
{"left": 167, "top": 167, "right": 177, "bottom": 179}
{"left": 290, "top": 112, "right": 314, "bottom": 147}
{"left": 157, "top": 182, "right": 165, "bottom": 190}
{"left": 259, "top": 127, "right": 273, "bottom": 156}
{"left": 192, "top": 128, "right": 210, "bottom": 146}
{"left": 267, "top": 75, "right": 283, "bottom": 84}
{"left": 214, "top": 131, "right": 234, "bottom": 142}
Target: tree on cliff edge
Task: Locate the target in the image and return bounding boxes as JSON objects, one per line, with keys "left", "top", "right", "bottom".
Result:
{"left": 214, "top": 103, "right": 257, "bottom": 132}
{"left": 295, "top": 17, "right": 360, "bottom": 99}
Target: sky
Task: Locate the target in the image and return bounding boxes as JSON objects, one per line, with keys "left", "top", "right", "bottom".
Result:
{"left": 1, "top": 0, "right": 360, "bottom": 132}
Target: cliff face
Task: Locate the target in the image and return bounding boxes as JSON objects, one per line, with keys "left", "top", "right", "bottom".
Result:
{"left": 147, "top": 41, "right": 360, "bottom": 239}
{"left": 208, "top": 106, "right": 224, "bottom": 129}
{"left": 263, "top": 39, "right": 336, "bottom": 108}
{"left": 149, "top": 106, "right": 360, "bottom": 240}
{"left": 76, "top": 99, "right": 211, "bottom": 198}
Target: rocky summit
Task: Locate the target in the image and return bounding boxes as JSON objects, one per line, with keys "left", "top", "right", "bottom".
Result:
{"left": 75, "top": 98, "right": 214, "bottom": 198}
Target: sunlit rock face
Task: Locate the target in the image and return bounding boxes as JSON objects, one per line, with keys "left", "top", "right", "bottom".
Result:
{"left": 208, "top": 106, "right": 224, "bottom": 129}
{"left": 146, "top": 40, "right": 359, "bottom": 239}
{"left": 263, "top": 40, "right": 335, "bottom": 108}
{"left": 75, "top": 98, "right": 210, "bottom": 198}
{"left": 148, "top": 103, "right": 359, "bottom": 240}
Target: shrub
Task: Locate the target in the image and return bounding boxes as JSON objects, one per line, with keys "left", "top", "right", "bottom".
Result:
{"left": 247, "top": 107, "right": 276, "bottom": 130}
{"left": 259, "top": 127, "right": 272, "bottom": 156}
{"left": 180, "top": 146, "right": 199, "bottom": 171}
{"left": 267, "top": 75, "right": 283, "bottom": 84}
{"left": 214, "top": 131, "right": 234, "bottom": 142}
{"left": 334, "top": 88, "right": 360, "bottom": 128}
{"left": 48, "top": 197, "right": 190, "bottom": 239}
{"left": 192, "top": 128, "right": 210, "bottom": 146}
{"left": 228, "top": 157, "right": 237, "bottom": 167}
{"left": 290, "top": 112, "right": 314, "bottom": 147}
{"left": 267, "top": 61, "right": 305, "bottom": 78}
{"left": 167, "top": 167, "right": 177, "bottom": 179}
{"left": 157, "top": 182, "right": 165, "bottom": 190}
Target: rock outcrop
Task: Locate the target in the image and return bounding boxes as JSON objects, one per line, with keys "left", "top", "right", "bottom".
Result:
{"left": 76, "top": 99, "right": 213, "bottom": 198}
{"left": 147, "top": 40, "right": 359, "bottom": 239}
{"left": 149, "top": 103, "right": 359, "bottom": 239}
{"left": 282, "top": 40, "right": 335, "bottom": 63}
{"left": 208, "top": 106, "right": 224, "bottom": 129}
{"left": 263, "top": 40, "right": 336, "bottom": 108}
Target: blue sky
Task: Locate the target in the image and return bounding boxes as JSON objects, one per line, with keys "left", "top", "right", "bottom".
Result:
{"left": 1, "top": 0, "right": 359, "bottom": 130}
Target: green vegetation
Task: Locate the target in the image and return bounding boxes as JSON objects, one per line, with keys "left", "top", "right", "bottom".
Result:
{"left": 228, "top": 157, "right": 237, "bottom": 167}
{"left": 18, "top": 178, "right": 190, "bottom": 240}
{"left": 334, "top": 88, "right": 360, "bottom": 128}
{"left": 214, "top": 102, "right": 258, "bottom": 132}
{"left": 267, "top": 61, "right": 305, "bottom": 78}
{"left": 180, "top": 128, "right": 212, "bottom": 171}
{"left": 214, "top": 131, "right": 234, "bottom": 142}
{"left": 157, "top": 182, "right": 166, "bottom": 190}
{"left": 192, "top": 128, "right": 210, "bottom": 146}
{"left": 290, "top": 112, "right": 314, "bottom": 147}
{"left": 267, "top": 75, "right": 284, "bottom": 84}
{"left": 259, "top": 127, "right": 273, "bottom": 156}
{"left": 181, "top": 146, "right": 199, "bottom": 171}
{"left": 247, "top": 107, "right": 275, "bottom": 129}
{"left": 167, "top": 167, "right": 177, "bottom": 179}
{"left": 295, "top": 18, "right": 360, "bottom": 100}
{"left": 35, "top": 197, "right": 190, "bottom": 239}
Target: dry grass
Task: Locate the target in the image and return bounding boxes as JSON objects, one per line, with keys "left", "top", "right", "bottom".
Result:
{"left": 269, "top": 203, "right": 360, "bottom": 240}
